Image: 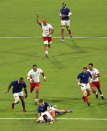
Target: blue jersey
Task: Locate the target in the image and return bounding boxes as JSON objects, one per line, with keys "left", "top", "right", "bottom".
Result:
{"left": 38, "top": 102, "right": 49, "bottom": 113}
{"left": 11, "top": 80, "right": 27, "bottom": 93}
{"left": 77, "top": 71, "right": 92, "bottom": 84}
{"left": 60, "top": 7, "right": 70, "bottom": 20}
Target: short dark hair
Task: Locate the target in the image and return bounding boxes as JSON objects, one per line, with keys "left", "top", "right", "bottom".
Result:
{"left": 33, "top": 65, "right": 37, "bottom": 67}
{"left": 39, "top": 99, "right": 44, "bottom": 103}
{"left": 83, "top": 67, "right": 87, "bottom": 70}
{"left": 19, "top": 77, "right": 24, "bottom": 80}
{"left": 88, "top": 63, "right": 93, "bottom": 66}
{"left": 43, "top": 114, "right": 48, "bottom": 121}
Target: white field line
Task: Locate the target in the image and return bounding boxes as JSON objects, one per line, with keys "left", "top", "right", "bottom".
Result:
{"left": 0, "top": 118, "right": 107, "bottom": 120}
{"left": 0, "top": 37, "right": 107, "bottom": 39}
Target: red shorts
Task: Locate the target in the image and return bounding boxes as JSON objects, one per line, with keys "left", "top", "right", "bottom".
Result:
{"left": 43, "top": 37, "right": 52, "bottom": 42}
{"left": 30, "top": 82, "right": 40, "bottom": 89}
{"left": 90, "top": 81, "right": 101, "bottom": 88}
{"left": 49, "top": 112, "right": 55, "bottom": 118}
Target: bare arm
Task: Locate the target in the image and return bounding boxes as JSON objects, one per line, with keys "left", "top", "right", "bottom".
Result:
{"left": 38, "top": 113, "right": 41, "bottom": 118}
{"left": 37, "top": 13, "right": 41, "bottom": 25}
{"left": 76, "top": 78, "right": 82, "bottom": 86}
{"left": 47, "top": 28, "right": 54, "bottom": 37}
{"left": 47, "top": 106, "right": 50, "bottom": 112}
{"left": 42, "top": 72, "right": 46, "bottom": 82}
{"left": 24, "top": 88, "right": 28, "bottom": 98}
{"left": 5, "top": 84, "right": 12, "bottom": 94}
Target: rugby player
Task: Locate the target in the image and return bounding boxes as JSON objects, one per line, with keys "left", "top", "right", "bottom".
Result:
{"left": 88, "top": 63, "right": 104, "bottom": 99}
{"left": 76, "top": 67, "right": 92, "bottom": 106}
{"left": 27, "top": 65, "right": 46, "bottom": 105}
{"left": 37, "top": 99, "right": 50, "bottom": 117}
{"left": 35, "top": 111, "right": 55, "bottom": 124}
{"left": 60, "top": 3, "right": 72, "bottom": 41}
{"left": 37, "top": 13, "right": 54, "bottom": 57}
{"left": 5, "top": 77, "right": 28, "bottom": 113}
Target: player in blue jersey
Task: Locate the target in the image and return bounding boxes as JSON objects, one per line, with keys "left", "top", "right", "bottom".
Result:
{"left": 60, "top": 3, "right": 73, "bottom": 41}
{"left": 5, "top": 77, "right": 28, "bottom": 113}
{"left": 76, "top": 67, "right": 92, "bottom": 106}
{"left": 38, "top": 99, "right": 50, "bottom": 118}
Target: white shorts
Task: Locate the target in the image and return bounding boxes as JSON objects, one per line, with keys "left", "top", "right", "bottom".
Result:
{"left": 13, "top": 91, "right": 24, "bottom": 101}
{"left": 49, "top": 107, "right": 55, "bottom": 113}
{"left": 81, "top": 83, "right": 91, "bottom": 91}
{"left": 61, "top": 20, "right": 70, "bottom": 27}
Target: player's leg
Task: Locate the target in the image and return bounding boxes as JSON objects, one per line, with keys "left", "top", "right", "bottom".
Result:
{"left": 90, "top": 82, "right": 98, "bottom": 99}
{"left": 96, "top": 81, "right": 104, "bottom": 99}
{"left": 48, "top": 37, "right": 52, "bottom": 48}
{"left": 55, "top": 109, "right": 72, "bottom": 113}
{"left": 86, "top": 83, "right": 91, "bottom": 96}
{"left": 43, "top": 37, "right": 48, "bottom": 57}
{"left": 66, "top": 20, "right": 72, "bottom": 38}
{"left": 61, "top": 20, "right": 65, "bottom": 41}
{"left": 19, "top": 91, "right": 27, "bottom": 113}
{"left": 35, "top": 82, "right": 40, "bottom": 104}
{"left": 83, "top": 89, "right": 90, "bottom": 106}
{"left": 11, "top": 93, "right": 19, "bottom": 110}
{"left": 30, "top": 82, "right": 35, "bottom": 93}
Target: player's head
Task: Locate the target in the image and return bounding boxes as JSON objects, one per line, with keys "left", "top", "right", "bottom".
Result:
{"left": 43, "top": 114, "right": 48, "bottom": 121}
{"left": 83, "top": 67, "right": 87, "bottom": 74}
{"left": 62, "top": 2, "right": 66, "bottom": 8}
{"left": 33, "top": 64, "right": 37, "bottom": 72}
{"left": 19, "top": 77, "right": 24, "bottom": 84}
{"left": 88, "top": 63, "right": 93, "bottom": 70}
{"left": 43, "top": 20, "right": 47, "bottom": 26}
{"left": 39, "top": 99, "right": 44, "bottom": 107}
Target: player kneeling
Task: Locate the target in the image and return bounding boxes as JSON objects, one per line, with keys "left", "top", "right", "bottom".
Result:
{"left": 35, "top": 111, "right": 55, "bottom": 124}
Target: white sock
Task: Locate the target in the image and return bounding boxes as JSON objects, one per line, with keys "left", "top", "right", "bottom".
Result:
{"left": 96, "top": 92, "right": 98, "bottom": 95}
{"left": 100, "top": 94, "right": 103, "bottom": 96}
{"left": 45, "top": 51, "right": 48, "bottom": 55}
{"left": 35, "top": 99, "right": 38, "bottom": 102}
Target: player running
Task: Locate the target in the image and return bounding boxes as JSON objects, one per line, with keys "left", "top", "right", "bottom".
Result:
{"left": 5, "top": 77, "right": 28, "bottom": 113}
{"left": 88, "top": 63, "right": 104, "bottom": 99}
{"left": 37, "top": 13, "right": 54, "bottom": 57}
{"left": 35, "top": 111, "right": 55, "bottom": 124}
{"left": 27, "top": 65, "right": 46, "bottom": 105}
{"left": 60, "top": 3, "right": 73, "bottom": 41}
{"left": 76, "top": 67, "right": 92, "bottom": 106}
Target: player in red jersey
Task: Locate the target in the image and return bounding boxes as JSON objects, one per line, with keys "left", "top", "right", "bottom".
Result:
{"left": 37, "top": 13, "right": 54, "bottom": 57}
{"left": 88, "top": 63, "right": 104, "bottom": 99}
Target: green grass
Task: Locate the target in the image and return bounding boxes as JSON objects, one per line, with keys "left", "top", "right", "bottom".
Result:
{"left": 0, "top": 0, "right": 107, "bottom": 131}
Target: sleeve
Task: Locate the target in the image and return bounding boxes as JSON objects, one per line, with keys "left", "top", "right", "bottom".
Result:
{"left": 39, "top": 69, "right": 43, "bottom": 73}
{"left": 23, "top": 82, "right": 27, "bottom": 88}
{"left": 11, "top": 81, "right": 15, "bottom": 86}
{"left": 38, "top": 107, "right": 41, "bottom": 113}
{"left": 77, "top": 73, "right": 81, "bottom": 79}
{"left": 95, "top": 69, "right": 99, "bottom": 75}
{"left": 46, "top": 102, "right": 49, "bottom": 107}
{"left": 89, "top": 72, "right": 92, "bottom": 78}
{"left": 67, "top": 8, "right": 70, "bottom": 12}
{"left": 49, "top": 24, "right": 53, "bottom": 30}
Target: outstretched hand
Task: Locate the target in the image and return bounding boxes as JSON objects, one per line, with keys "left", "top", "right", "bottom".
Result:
{"left": 37, "top": 13, "right": 39, "bottom": 17}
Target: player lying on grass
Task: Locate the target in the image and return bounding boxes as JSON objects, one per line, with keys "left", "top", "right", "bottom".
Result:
{"left": 50, "top": 105, "right": 72, "bottom": 117}
{"left": 35, "top": 111, "right": 55, "bottom": 124}
{"left": 5, "top": 77, "right": 28, "bottom": 113}
{"left": 76, "top": 67, "right": 92, "bottom": 106}
{"left": 37, "top": 13, "right": 54, "bottom": 57}
{"left": 38, "top": 99, "right": 72, "bottom": 118}
{"left": 88, "top": 63, "right": 104, "bottom": 99}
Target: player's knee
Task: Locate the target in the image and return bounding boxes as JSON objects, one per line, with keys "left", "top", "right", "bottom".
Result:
{"left": 66, "top": 27, "right": 70, "bottom": 30}
{"left": 61, "top": 26, "right": 65, "bottom": 30}
{"left": 14, "top": 99, "right": 19, "bottom": 104}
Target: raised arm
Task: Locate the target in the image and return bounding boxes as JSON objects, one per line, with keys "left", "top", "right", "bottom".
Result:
{"left": 37, "top": 13, "right": 41, "bottom": 25}
{"left": 5, "top": 84, "right": 12, "bottom": 94}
